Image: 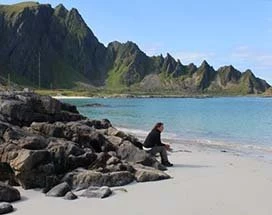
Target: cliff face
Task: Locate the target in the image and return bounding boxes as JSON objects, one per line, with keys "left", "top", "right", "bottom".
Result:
{"left": 0, "top": 2, "right": 107, "bottom": 88}
{"left": 0, "top": 2, "right": 270, "bottom": 94}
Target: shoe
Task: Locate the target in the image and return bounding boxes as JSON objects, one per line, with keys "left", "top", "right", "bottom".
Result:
{"left": 162, "top": 161, "right": 173, "bottom": 167}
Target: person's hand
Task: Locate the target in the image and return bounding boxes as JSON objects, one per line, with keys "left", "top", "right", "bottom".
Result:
{"left": 165, "top": 144, "right": 173, "bottom": 152}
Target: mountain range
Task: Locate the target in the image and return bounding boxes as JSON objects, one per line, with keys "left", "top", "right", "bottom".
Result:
{"left": 0, "top": 2, "right": 271, "bottom": 95}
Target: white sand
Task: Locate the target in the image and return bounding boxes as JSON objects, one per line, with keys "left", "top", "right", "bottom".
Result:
{"left": 52, "top": 96, "right": 92, "bottom": 99}
{"left": 12, "top": 148, "right": 272, "bottom": 215}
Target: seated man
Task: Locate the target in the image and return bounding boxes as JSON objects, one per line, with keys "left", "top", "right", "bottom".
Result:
{"left": 143, "top": 122, "right": 173, "bottom": 167}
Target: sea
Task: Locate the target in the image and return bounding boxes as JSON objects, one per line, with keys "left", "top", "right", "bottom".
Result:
{"left": 61, "top": 97, "right": 272, "bottom": 161}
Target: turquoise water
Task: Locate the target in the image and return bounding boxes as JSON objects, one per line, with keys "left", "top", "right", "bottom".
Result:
{"left": 62, "top": 97, "right": 272, "bottom": 157}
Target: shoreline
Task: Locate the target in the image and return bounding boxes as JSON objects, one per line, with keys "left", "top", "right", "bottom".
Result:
{"left": 116, "top": 126, "right": 272, "bottom": 163}
{"left": 52, "top": 94, "right": 272, "bottom": 99}
{"left": 13, "top": 147, "right": 272, "bottom": 215}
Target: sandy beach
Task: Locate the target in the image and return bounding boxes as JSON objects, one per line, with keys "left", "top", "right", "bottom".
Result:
{"left": 52, "top": 96, "right": 92, "bottom": 99}
{"left": 12, "top": 146, "right": 272, "bottom": 215}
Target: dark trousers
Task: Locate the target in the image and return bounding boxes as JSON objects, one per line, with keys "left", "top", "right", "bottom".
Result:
{"left": 148, "top": 146, "right": 169, "bottom": 163}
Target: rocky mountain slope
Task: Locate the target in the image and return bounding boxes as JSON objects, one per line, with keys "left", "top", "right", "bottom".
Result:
{"left": 0, "top": 2, "right": 270, "bottom": 94}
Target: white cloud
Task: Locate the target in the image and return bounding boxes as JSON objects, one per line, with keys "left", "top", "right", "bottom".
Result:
{"left": 141, "top": 43, "right": 164, "bottom": 56}
{"left": 231, "top": 46, "right": 272, "bottom": 68}
{"left": 172, "top": 51, "right": 215, "bottom": 65}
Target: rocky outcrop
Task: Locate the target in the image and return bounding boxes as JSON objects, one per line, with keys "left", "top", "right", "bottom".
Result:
{"left": 0, "top": 92, "right": 84, "bottom": 126}
{"left": 0, "top": 92, "right": 170, "bottom": 194}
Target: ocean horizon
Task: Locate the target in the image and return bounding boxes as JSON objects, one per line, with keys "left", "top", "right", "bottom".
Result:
{"left": 61, "top": 97, "right": 272, "bottom": 161}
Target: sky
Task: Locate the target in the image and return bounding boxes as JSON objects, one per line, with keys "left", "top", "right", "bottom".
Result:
{"left": 2, "top": 0, "right": 272, "bottom": 84}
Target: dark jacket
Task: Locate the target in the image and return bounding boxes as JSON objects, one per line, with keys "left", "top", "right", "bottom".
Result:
{"left": 143, "top": 128, "right": 164, "bottom": 148}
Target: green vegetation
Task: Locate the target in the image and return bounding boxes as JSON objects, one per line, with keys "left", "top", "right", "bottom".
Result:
{"left": 51, "top": 60, "right": 91, "bottom": 89}
{"left": 106, "top": 64, "right": 129, "bottom": 89}
{"left": 1, "top": 2, "right": 39, "bottom": 17}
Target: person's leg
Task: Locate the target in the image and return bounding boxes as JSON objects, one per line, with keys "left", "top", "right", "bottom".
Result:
{"left": 149, "top": 146, "right": 169, "bottom": 163}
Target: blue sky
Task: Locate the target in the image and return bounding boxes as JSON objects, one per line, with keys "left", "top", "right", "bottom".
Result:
{"left": 2, "top": 0, "right": 272, "bottom": 84}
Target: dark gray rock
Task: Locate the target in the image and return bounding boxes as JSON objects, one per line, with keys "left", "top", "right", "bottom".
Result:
{"left": 0, "top": 163, "right": 16, "bottom": 186}
{"left": 105, "top": 135, "right": 123, "bottom": 147}
{"left": 133, "top": 164, "right": 171, "bottom": 182}
{"left": 88, "top": 133, "right": 116, "bottom": 153}
{"left": 0, "top": 203, "right": 13, "bottom": 214}
{"left": 81, "top": 186, "right": 112, "bottom": 199}
{"left": 0, "top": 182, "right": 20, "bottom": 202}
{"left": 0, "top": 92, "right": 85, "bottom": 126}
{"left": 18, "top": 135, "right": 48, "bottom": 150}
{"left": 63, "top": 191, "right": 77, "bottom": 200}
{"left": 8, "top": 149, "right": 53, "bottom": 189}
{"left": 106, "top": 156, "right": 120, "bottom": 165}
{"left": 46, "top": 182, "right": 71, "bottom": 197}
{"left": 63, "top": 169, "right": 134, "bottom": 190}
{"left": 117, "top": 141, "right": 166, "bottom": 170}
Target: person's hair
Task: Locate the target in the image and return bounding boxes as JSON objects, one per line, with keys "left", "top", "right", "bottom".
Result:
{"left": 153, "top": 122, "right": 164, "bottom": 130}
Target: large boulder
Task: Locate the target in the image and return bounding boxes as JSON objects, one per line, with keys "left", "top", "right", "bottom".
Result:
{"left": 63, "top": 191, "right": 78, "bottom": 200}
{"left": 46, "top": 182, "right": 71, "bottom": 197}
{"left": 0, "top": 203, "right": 13, "bottom": 214}
{"left": 0, "top": 163, "right": 16, "bottom": 185}
{"left": 117, "top": 141, "right": 166, "bottom": 171}
{"left": 81, "top": 186, "right": 112, "bottom": 199}
{"left": 0, "top": 92, "right": 85, "bottom": 126}
{"left": 0, "top": 182, "right": 20, "bottom": 202}
{"left": 9, "top": 149, "right": 53, "bottom": 189}
{"left": 133, "top": 164, "right": 171, "bottom": 182}
{"left": 63, "top": 168, "right": 134, "bottom": 190}
{"left": 47, "top": 138, "right": 97, "bottom": 172}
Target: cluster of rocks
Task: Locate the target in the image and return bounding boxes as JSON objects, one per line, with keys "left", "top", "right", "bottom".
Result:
{"left": 0, "top": 92, "right": 170, "bottom": 212}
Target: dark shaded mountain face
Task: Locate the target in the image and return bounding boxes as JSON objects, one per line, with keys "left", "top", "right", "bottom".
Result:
{"left": 0, "top": 2, "right": 108, "bottom": 88}
{"left": 0, "top": 2, "right": 270, "bottom": 94}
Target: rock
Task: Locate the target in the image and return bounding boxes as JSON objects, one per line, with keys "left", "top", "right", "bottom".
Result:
{"left": 0, "top": 182, "right": 20, "bottom": 202}
{"left": 88, "top": 133, "right": 116, "bottom": 153}
{"left": 10, "top": 149, "right": 50, "bottom": 172}
{"left": 88, "top": 152, "right": 111, "bottom": 170}
{"left": 117, "top": 141, "right": 165, "bottom": 170}
{"left": 15, "top": 162, "right": 55, "bottom": 189}
{"left": 63, "top": 169, "right": 134, "bottom": 190}
{"left": 80, "top": 103, "right": 108, "bottom": 108}
{"left": 81, "top": 119, "right": 112, "bottom": 129}
{"left": 18, "top": 135, "right": 48, "bottom": 150}
{"left": 0, "top": 92, "right": 85, "bottom": 126}
{"left": 105, "top": 135, "right": 123, "bottom": 147}
{"left": 8, "top": 149, "right": 53, "bottom": 189}
{"left": 30, "top": 122, "right": 66, "bottom": 138}
{"left": 105, "top": 162, "right": 135, "bottom": 173}
{"left": 0, "top": 121, "right": 9, "bottom": 137}
{"left": 47, "top": 138, "right": 91, "bottom": 172}
{"left": 81, "top": 186, "right": 112, "bottom": 199}
{"left": 0, "top": 163, "right": 16, "bottom": 186}
{"left": 0, "top": 203, "right": 13, "bottom": 214}
{"left": 46, "top": 182, "right": 71, "bottom": 197}
{"left": 107, "top": 127, "right": 126, "bottom": 139}
{"left": 63, "top": 191, "right": 77, "bottom": 200}
{"left": 133, "top": 164, "right": 171, "bottom": 182}
{"left": 106, "top": 156, "right": 120, "bottom": 165}
{"left": 117, "top": 141, "right": 147, "bottom": 163}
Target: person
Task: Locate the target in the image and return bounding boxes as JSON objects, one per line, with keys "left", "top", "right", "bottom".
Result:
{"left": 143, "top": 122, "right": 173, "bottom": 167}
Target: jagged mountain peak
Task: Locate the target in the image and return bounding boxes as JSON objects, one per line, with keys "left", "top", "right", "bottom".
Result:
{"left": 54, "top": 3, "right": 68, "bottom": 16}
{"left": 200, "top": 60, "right": 211, "bottom": 68}
{"left": 0, "top": 1, "right": 270, "bottom": 94}
{"left": 243, "top": 69, "right": 254, "bottom": 76}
